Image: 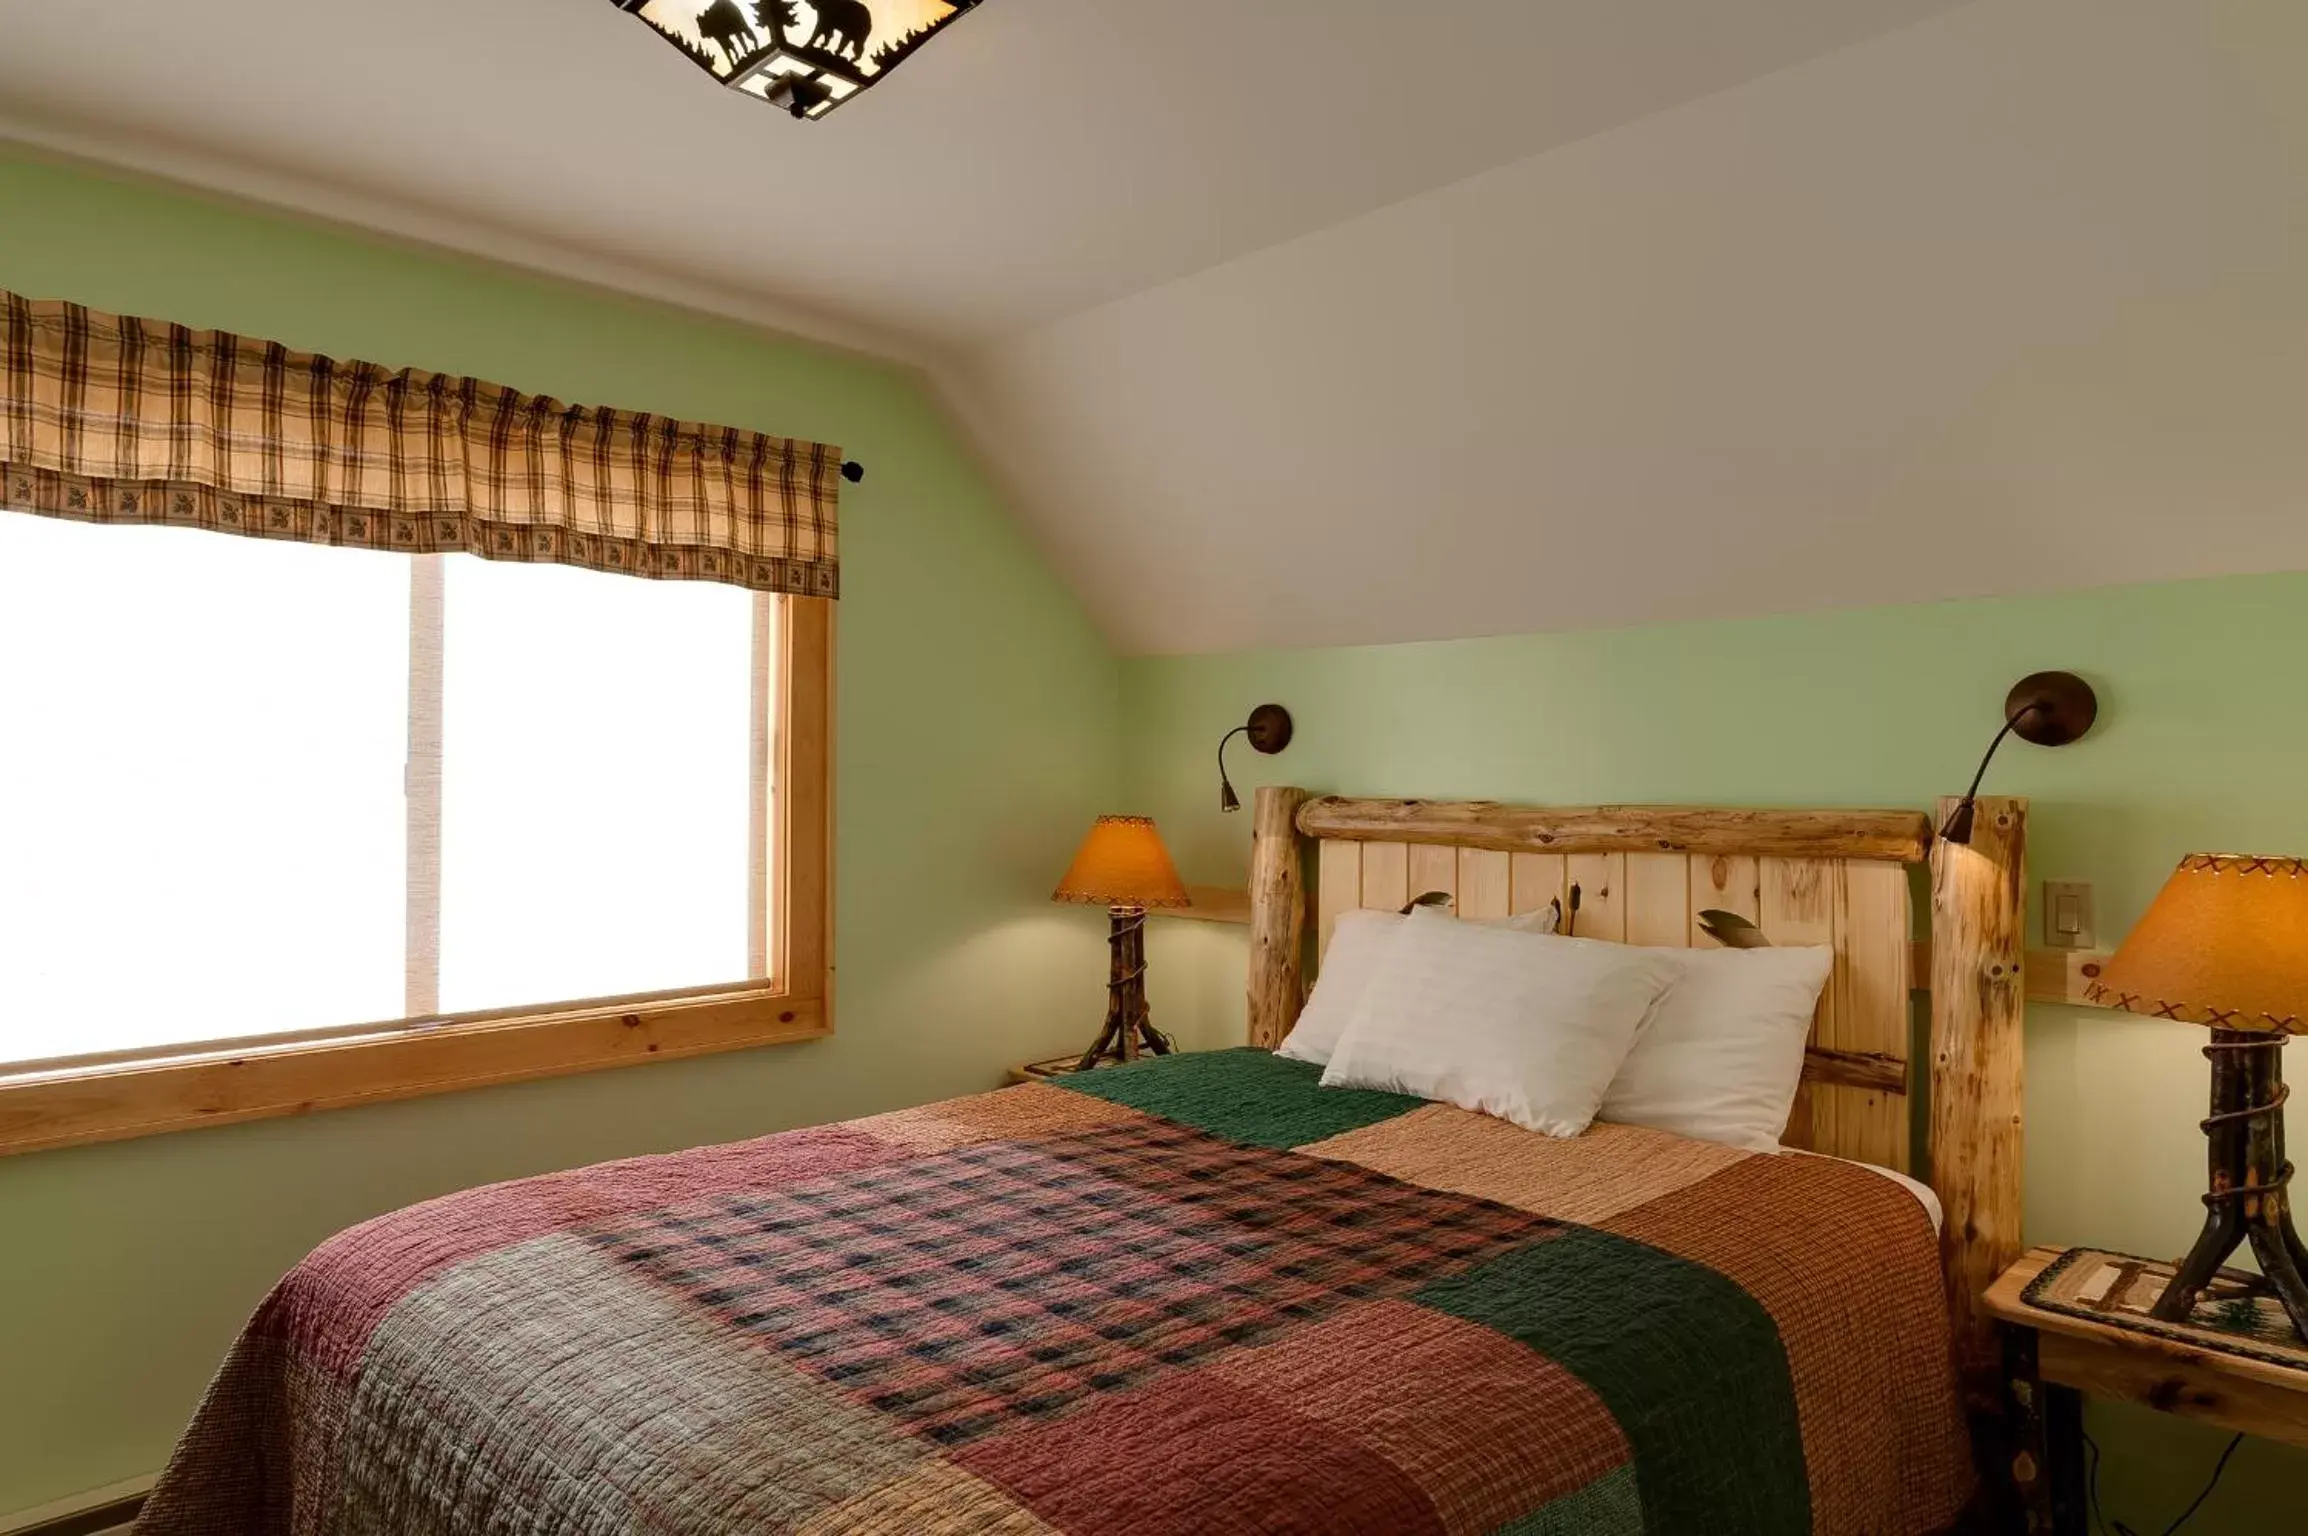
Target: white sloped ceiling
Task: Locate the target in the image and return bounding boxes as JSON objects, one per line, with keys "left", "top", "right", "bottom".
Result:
{"left": 946, "top": 0, "right": 2308, "bottom": 653}
{"left": 2, "top": 0, "right": 2302, "bottom": 654}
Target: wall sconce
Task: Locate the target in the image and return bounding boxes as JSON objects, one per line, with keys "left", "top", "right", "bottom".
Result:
{"left": 1941, "top": 671, "right": 2098, "bottom": 844}
{"left": 1218, "top": 705, "right": 1294, "bottom": 813}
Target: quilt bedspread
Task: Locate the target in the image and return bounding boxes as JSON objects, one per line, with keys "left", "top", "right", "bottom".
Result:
{"left": 136, "top": 1049, "right": 1971, "bottom": 1535}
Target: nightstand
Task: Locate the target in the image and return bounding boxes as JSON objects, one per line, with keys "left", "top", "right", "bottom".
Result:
{"left": 1986, "top": 1245, "right": 2308, "bottom": 1534}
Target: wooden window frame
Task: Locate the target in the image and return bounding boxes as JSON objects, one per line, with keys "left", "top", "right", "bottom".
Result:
{"left": 0, "top": 597, "right": 834, "bottom": 1159}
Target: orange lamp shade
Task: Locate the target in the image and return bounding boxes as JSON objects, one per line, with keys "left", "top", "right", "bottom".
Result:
{"left": 1053, "top": 815, "right": 1190, "bottom": 911}
{"left": 2089, "top": 855, "right": 2308, "bottom": 1034}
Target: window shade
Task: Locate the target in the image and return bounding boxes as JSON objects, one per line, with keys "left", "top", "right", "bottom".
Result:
{"left": 0, "top": 511, "right": 776, "bottom": 1067}
{"left": 0, "top": 513, "right": 411, "bottom": 1060}
{"left": 0, "top": 291, "right": 841, "bottom": 597}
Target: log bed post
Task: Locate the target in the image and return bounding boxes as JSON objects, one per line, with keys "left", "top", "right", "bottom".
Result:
{"left": 1246, "top": 786, "right": 1311, "bottom": 1049}
{"left": 1930, "top": 794, "right": 2028, "bottom": 1405}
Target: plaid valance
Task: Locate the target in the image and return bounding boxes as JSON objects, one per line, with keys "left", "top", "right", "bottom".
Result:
{"left": 0, "top": 291, "right": 840, "bottom": 597}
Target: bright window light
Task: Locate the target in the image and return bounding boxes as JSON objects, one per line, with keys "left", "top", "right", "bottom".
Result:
{"left": 0, "top": 507, "right": 772, "bottom": 1070}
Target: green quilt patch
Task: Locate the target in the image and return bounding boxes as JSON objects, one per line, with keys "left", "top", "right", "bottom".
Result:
{"left": 1050, "top": 1048, "right": 1423, "bottom": 1149}
{"left": 1415, "top": 1227, "right": 1809, "bottom": 1536}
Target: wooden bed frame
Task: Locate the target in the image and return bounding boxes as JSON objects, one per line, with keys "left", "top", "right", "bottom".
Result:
{"left": 1242, "top": 786, "right": 2028, "bottom": 1399}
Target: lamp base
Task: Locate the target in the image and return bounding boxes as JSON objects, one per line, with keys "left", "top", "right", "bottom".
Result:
{"left": 1073, "top": 906, "right": 1173, "bottom": 1075}
{"left": 2152, "top": 1028, "right": 2308, "bottom": 1341}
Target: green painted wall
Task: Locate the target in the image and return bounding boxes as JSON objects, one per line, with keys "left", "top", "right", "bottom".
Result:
{"left": 0, "top": 154, "right": 1122, "bottom": 1516}
{"left": 1122, "top": 574, "right": 2308, "bottom": 1533}
{"left": 2, "top": 150, "right": 2300, "bottom": 1533}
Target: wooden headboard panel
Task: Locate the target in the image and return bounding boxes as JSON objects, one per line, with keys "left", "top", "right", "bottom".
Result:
{"left": 1244, "top": 787, "right": 2028, "bottom": 1398}
{"left": 1307, "top": 832, "right": 1915, "bottom": 1171}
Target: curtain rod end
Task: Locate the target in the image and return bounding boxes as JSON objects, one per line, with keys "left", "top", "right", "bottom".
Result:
{"left": 841, "top": 461, "right": 865, "bottom": 484}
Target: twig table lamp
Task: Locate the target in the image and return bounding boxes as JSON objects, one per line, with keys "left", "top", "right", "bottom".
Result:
{"left": 2090, "top": 854, "right": 2308, "bottom": 1339}
{"left": 1053, "top": 816, "right": 1191, "bottom": 1073}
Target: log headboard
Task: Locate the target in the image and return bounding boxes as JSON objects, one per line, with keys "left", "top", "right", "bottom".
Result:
{"left": 1243, "top": 786, "right": 2028, "bottom": 1396}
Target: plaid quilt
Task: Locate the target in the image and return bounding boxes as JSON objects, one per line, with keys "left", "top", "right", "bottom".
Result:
{"left": 136, "top": 1050, "right": 1972, "bottom": 1535}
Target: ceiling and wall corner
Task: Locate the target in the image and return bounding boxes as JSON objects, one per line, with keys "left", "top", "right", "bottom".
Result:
{"left": 0, "top": 0, "right": 2302, "bottom": 657}
{"left": 0, "top": 129, "right": 922, "bottom": 366}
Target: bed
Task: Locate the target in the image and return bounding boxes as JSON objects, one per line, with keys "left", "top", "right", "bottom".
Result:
{"left": 139, "top": 791, "right": 2030, "bottom": 1535}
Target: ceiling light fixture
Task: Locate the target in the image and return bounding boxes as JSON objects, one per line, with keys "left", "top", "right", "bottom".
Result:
{"left": 613, "top": 0, "right": 983, "bottom": 120}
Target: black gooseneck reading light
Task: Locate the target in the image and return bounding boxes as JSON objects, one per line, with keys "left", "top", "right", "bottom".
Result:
{"left": 1940, "top": 672, "right": 2098, "bottom": 844}
{"left": 1218, "top": 705, "right": 1294, "bottom": 813}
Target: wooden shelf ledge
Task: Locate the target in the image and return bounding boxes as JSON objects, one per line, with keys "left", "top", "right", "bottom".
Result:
{"left": 1153, "top": 886, "right": 1253, "bottom": 925}
{"left": 1911, "top": 940, "right": 2112, "bottom": 1008}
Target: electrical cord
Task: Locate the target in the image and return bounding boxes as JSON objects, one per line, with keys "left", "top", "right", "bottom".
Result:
{"left": 2083, "top": 1425, "right": 2246, "bottom": 1536}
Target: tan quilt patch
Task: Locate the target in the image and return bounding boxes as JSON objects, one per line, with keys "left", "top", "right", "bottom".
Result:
{"left": 1299, "top": 1103, "right": 1750, "bottom": 1226}
{"left": 852, "top": 1082, "right": 1146, "bottom": 1154}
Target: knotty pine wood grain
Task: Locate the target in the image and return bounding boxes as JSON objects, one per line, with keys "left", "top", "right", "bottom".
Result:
{"left": 1272, "top": 788, "right": 2031, "bottom": 1313}
{"left": 1826, "top": 861, "right": 1913, "bottom": 1171}
{"left": 1931, "top": 794, "right": 2029, "bottom": 1404}
{"left": 1509, "top": 852, "right": 1567, "bottom": 919}
{"left": 1455, "top": 849, "right": 1513, "bottom": 922}
{"left": 1359, "top": 840, "right": 1409, "bottom": 913}
{"left": 1298, "top": 798, "right": 1934, "bottom": 862}
{"left": 1761, "top": 857, "right": 1841, "bottom": 1161}
{"left": 1688, "top": 854, "right": 1761, "bottom": 947}
{"left": 1407, "top": 843, "right": 1459, "bottom": 912}
{"left": 0, "top": 991, "right": 827, "bottom": 1157}
{"left": 1988, "top": 1246, "right": 2308, "bottom": 1450}
{"left": 1245, "top": 786, "right": 1310, "bottom": 1050}
{"left": 1623, "top": 853, "right": 1691, "bottom": 948}
{"left": 1302, "top": 832, "right": 1921, "bottom": 1161}
{"left": 1316, "top": 841, "right": 1361, "bottom": 957}
{"left": 1565, "top": 853, "right": 1625, "bottom": 941}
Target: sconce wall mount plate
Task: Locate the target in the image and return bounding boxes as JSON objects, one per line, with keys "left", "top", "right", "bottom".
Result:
{"left": 1243, "top": 704, "right": 1294, "bottom": 756}
{"left": 2005, "top": 670, "right": 2098, "bottom": 748}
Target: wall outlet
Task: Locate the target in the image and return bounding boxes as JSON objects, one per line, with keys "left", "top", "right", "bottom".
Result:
{"left": 2043, "top": 880, "right": 2096, "bottom": 950}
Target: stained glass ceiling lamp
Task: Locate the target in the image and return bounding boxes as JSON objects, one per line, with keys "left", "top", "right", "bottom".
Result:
{"left": 614, "top": 0, "right": 982, "bottom": 119}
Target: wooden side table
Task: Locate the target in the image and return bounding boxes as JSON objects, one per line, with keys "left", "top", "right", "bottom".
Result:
{"left": 1987, "top": 1245, "right": 2308, "bottom": 1534}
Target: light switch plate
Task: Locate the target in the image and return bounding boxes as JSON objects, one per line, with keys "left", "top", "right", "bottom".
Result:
{"left": 2044, "top": 880, "right": 2096, "bottom": 950}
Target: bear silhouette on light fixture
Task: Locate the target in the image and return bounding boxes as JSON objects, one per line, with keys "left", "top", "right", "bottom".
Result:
{"left": 808, "top": 0, "right": 874, "bottom": 58}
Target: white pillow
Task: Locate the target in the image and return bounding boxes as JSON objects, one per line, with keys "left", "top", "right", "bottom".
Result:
{"left": 1598, "top": 945, "right": 1835, "bottom": 1152}
{"left": 1318, "top": 911, "right": 1680, "bottom": 1136}
{"left": 1277, "top": 902, "right": 1563, "bottom": 1067}
{"left": 1277, "top": 909, "right": 1400, "bottom": 1066}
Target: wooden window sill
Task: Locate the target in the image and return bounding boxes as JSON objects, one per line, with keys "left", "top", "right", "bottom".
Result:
{"left": 0, "top": 986, "right": 829, "bottom": 1158}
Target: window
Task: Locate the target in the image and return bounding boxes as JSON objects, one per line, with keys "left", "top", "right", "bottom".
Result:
{"left": 0, "top": 510, "right": 832, "bottom": 1155}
